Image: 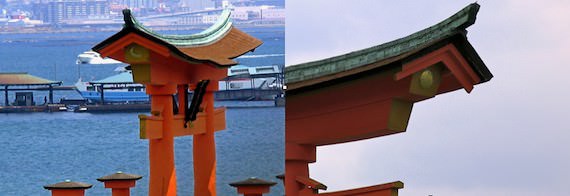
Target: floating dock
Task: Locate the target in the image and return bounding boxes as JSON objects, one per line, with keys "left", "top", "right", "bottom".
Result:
{"left": 76, "top": 104, "right": 150, "bottom": 113}
{"left": 0, "top": 104, "right": 66, "bottom": 113}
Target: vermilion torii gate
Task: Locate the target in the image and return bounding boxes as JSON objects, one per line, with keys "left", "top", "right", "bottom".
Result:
{"left": 285, "top": 3, "right": 492, "bottom": 196}
{"left": 93, "top": 10, "right": 262, "bottom": 196}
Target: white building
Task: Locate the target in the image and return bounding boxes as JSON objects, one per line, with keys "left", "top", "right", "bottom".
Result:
{"left": 122, "top": 0, "right": 158, "bottom": 9}
{"left": 202, "top": 14, "right": 219, "bottom": 24}
{"left": 180, "top": 0, "right": 215, "bottom": 11}
{"left": 261, "top": 8, "right": 284, "bottom": 19}
{"left": 231, "top": 6, "right": 285, "bottom": 20}
{"left": 230, "top": 10, "right": 248, "bottom": 20}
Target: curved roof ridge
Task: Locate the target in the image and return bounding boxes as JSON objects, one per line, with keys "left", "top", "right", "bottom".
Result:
{"left": 123, "top": 9, "right": 233, "bottom": 47}
{"left": 94, "top": 9, "right": 262, "bottom": 67}
{"left": 286, "top": 3, "right": 480, "bottom": 84}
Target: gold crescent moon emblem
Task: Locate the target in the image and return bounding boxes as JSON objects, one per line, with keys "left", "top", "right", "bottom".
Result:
{"left": 129, "top": 46, "right": 143, "bottom": 58}
{"left": 419, "top": 69, "right": 434, "bottom": 89}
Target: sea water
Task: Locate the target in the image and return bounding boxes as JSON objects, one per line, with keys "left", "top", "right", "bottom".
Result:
{"left": 0, "top": 27, "right": 284, "bottom": 195}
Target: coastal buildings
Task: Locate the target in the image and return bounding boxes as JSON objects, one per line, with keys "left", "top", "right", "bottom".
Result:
{"left": 180, "top": 0, "right": 215, "bottom": 11}
{"left": 120, "top": 0, "right": 158, "bottom": 10}
{"left": 232, "top": 6, "right": 284, "bottom": 21}
{"left": 1, "top": 0, "right": 284, "bottom": 28}
{"left": 32, "top": 0, "right": 110, "bottom": 24}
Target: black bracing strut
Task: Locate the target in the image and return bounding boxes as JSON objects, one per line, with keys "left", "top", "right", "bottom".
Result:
{"left": 172, "top": 94, "right": 179, "bottom": 115}
{"left": 184, "top": 80, "right": 210, "bottom": 128}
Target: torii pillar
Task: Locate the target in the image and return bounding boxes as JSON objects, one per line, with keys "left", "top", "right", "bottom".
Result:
{"left": 285, "top": 3, "right": 492, "bottom": 196}
{"left": 93, "top": 9, "right": 262, "bottom": 196}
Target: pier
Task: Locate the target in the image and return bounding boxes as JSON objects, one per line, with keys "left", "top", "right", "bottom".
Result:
{"left": 0, "top": 69, "right": 284, "bottom": 113}
{"left": 0, "top": 73, "right": 77, "bottom": 113}
{"left": 1, "top": 72, "right": 63, "bottom": 106}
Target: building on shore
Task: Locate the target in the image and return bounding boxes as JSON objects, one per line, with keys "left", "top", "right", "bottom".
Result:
{"left": 120, "top": 0, "right": 158, "bottom": 9}
{"left": 31, "top": 0, "right": 110, "bottom": 24}
{"left": 10, "top": 0, "right": 286, "bottom": 28}
{"left": 180, "top": 0, "right": 215, "bottom": 11}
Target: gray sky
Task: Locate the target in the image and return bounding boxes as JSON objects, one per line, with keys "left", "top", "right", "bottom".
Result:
{"left": 286, "top": 0, "right": 570, "bottom": 195}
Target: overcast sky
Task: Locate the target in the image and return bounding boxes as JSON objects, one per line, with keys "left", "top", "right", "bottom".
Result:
{"left": 286, "top": 1, "right": 570, "bottom": 195}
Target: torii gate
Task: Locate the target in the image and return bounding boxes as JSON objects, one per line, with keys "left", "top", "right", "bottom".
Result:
{"left": 285, "top": 3, "right": 492, "bottom": 196}
{"left": 93, "top": 9, "right": 262, "bottom": 196}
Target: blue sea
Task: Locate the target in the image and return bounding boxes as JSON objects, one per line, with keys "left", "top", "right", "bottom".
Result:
{"left": 0, "top": 27, "right": 284, "bottom": 195}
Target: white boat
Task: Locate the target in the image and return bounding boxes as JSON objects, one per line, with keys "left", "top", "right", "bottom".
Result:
{"left": 76, "top": 51, "right": 123, "bottom": 64}
{"left": 219, "top": 65, "right": 282, "bottom": 91}
{"left": 75, "top": 71, "right": 148, "bottom": 103}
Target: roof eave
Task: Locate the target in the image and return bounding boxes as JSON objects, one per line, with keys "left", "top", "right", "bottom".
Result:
{"left": 285, "top": 3, "right": 483, "bottom": 85}
{"left": 287, "top": 33, "right": 492, "bottom": 93}
{"left": 92, "top": 9, "right": 250, "bottom": 68}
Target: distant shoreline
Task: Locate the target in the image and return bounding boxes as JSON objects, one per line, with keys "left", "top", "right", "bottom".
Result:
{"left": 0, "top": 23, "right": 284, "bottom": 35}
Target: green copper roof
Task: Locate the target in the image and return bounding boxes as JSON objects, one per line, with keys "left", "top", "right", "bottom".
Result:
{"left": 93, "top": 9, "right": 263, "bottom": 67}
{"left": 286, "top": 3, "right": 482, "bottom": 85}
{"left": 0, "top": 73, "right": 61, "bottom": 86}
{"left": 122, "top": 9, "right": 233, "bottom": 47}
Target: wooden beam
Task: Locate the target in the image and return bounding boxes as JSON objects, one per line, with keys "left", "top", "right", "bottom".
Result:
{"left": 139, "top": 107, "right": 226, "bottom": 139}
{"left": 318, "top": 181, "right": 403, "bottom": 196}
{"left": 395, "top": 44, "right": 481, "bottom": 93}
{"left": 287, "top": 98, "right": 412, "bottom": 146}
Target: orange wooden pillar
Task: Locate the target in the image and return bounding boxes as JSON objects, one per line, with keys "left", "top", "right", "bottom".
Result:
{"left": 97, "top": 171, "right": 143, "bottom": 196}
{"left": 147, "top": 84, "right": 178, "bottom": 195}
{"left": 230, "top": 177, "right": 277, "bottom": 196}
{"left": 43, "top": 180, "right": 92, "bottom": 196}
{"left": 193, "top": 83, "right": 218, "bottom": 195}
{"left": 285, "top": 143, "right": 316, "bottom": 196}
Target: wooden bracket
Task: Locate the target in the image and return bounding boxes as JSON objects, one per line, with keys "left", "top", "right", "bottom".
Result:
{"left": 394, "top": 44, "right": 481, "bottom": 93}
{"left": 139, "top": 107, "right": 226, "bottom": 139}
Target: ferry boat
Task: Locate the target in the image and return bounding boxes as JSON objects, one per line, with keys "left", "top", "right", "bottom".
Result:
{"left": 75, "top": 65, "right": 282, "bottom": 103}
{"left": 76, "top": 51, "right": 123, "bottom": 64}
{"left": 75, "top": 71, "right": 148, "bottom": 103}
{"left": 219, "top": 65, "right": 282, "bottom": 90}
